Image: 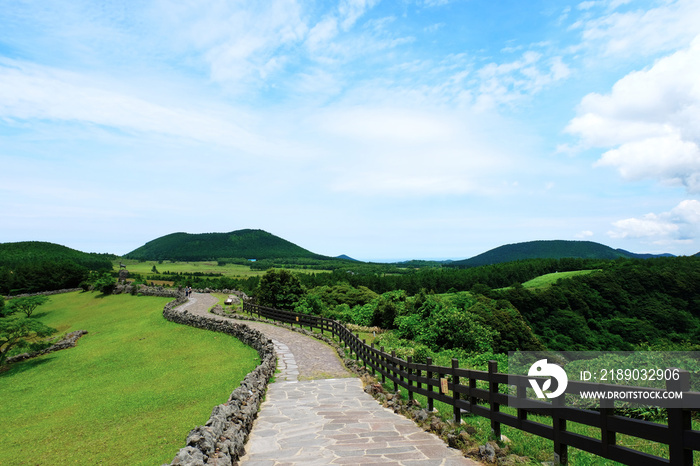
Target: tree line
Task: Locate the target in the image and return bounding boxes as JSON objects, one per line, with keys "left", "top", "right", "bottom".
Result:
{"left": 250, "top": 256, "right": 700, "bottom": 356}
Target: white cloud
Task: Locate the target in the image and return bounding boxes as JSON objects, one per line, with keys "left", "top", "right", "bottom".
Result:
{"left": 157, "top": 0, "right": 308, "bottom": 88}
{"left": 0, "top": 59, "right": 270, "bottom": 153}
{"left": 338, "top": 0, "right": 378, "bottom": 30}
{"left": 567, "top": 35, "right": 700, "bottom": 192}
{"left": 608, "top": 200, "right": 700, "bottom": 245}
{"left": 474, "top": 52, "right": 570, "bottom": 109}
{"left": 579, "top": 0, "right": 700, "bottom": 57}
{"left": 595, "top": 135, "right": 700, "bottom": 190}
{"left": 578, "top": 1, "right": 598, "bottom": 11}
{"left": 575, "top": 230, "right": 594, "bottom": 238}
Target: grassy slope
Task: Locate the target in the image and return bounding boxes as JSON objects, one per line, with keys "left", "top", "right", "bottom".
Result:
{"left": 118, "top": 259, "right": 266, "bottom": 278}
{"left": 0, "top": 292, "right": 259, "bottom": 466}
{"left": 521, "top": 269, "right": 600, "bottom": 289}
{"left": 117, "top": 259, "right": 332, "bottom": 280}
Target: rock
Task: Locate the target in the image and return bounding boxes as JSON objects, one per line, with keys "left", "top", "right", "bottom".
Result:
{"left": 171, "top": 446, "right": 205, "bottom": 466}
{"left": 447, "top": 431, "right": 474, "bottom": 450}
{"left": 479, "top": 443, "right": 497, "bottom": 463}
{"left": 479, "top": 442, "right": 500, "bottom": 463}
{"left": 414, "top": 409, "right": 429, "bottom": 422}
{"left": 430, "top": 418, "right": 445, "bottom": 433}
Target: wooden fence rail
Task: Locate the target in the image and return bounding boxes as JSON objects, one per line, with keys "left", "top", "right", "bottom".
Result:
{"left": 242, "top": 301, "right": 699, "bottom": 465}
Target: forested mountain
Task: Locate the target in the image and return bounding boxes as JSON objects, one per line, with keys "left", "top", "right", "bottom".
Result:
{"left": 0, "top": 242, "right": 114, "bottom": 295}
{"left": 451, "top": 240, "right": 671, "bottom": 268}
{"left": 125, "top": 229, "right": 329, "bottom": 261}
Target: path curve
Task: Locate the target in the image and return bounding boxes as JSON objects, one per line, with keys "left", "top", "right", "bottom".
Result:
{"left": 178, "top": 293, "right": 350, "bottom": 380}
{"left": 176, "top": 293, "right": 480, "bottom": 465}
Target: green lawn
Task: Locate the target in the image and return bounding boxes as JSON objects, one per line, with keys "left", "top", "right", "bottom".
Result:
{"left": 117, "top": 259, "right": 266, "bottom": 278}
{"left": 116, "top": 259, "right": 331, "bottom": 280}
{"left": 0, "top": 291, "right": 259, "bottom": 465}
{"left": 522, "top": 269, "right": 600, "bottom": 289}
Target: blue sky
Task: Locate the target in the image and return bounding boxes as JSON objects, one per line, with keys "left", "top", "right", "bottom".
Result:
{"left": 2, "top": 0, "right": 700, "bottom": 261}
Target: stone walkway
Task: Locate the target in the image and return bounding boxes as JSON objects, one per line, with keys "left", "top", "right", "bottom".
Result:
{"left": 180, "top": 294, "right": 480, "bottom": 465}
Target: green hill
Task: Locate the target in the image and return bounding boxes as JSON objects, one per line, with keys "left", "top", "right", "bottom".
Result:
{"left": 0, "top": 241, "right": 114, "bottom": 294}
{"left": 453, "top": 240, "right": 634, "bottom": 268}
{"left": 0, "top": 241, "right": 114, "bottom": 270}
{"left": 124, "top": 229, "right": 328, "bottom": 261}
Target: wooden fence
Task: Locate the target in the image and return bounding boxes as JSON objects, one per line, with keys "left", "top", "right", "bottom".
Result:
{"left": 242, "top": 302, "right": 699, "bottom": 465}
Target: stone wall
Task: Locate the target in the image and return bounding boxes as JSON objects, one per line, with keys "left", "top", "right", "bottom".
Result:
{"left": 5, "top": 330, "right": 88, "bottom": 365}
{"left": 113, "top": 284, "right": 183, "bottom": 298}
{"left": 3, "top": 288, "right": 82, "bottom": 299}
{"left": 162, "top": 302, "right": 276, "bottom": 466}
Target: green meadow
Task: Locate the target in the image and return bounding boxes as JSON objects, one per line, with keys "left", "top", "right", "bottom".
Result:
{"left": 116, "top": 259, "right": 331, "bottom": 280}
{"left": 0, "top": 291, "right": 259, "bottom": 465}
{"left": 521, "top": 269, "right": 600, "bottom": 289}
{"left": 116, "top": 259, "right": 266, "bottom": 278}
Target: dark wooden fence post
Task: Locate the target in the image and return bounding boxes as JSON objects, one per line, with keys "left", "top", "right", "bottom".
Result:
{"left": 452, "top": 359, "right": 461, "bottom": 424}
{"left": 370, "top": 343, "right": 376, "bottom": 376}
{"left": 667, "top": 369, "right": 692, "bottom": 466}
{"left": 380, "top": 347, "right": 386, "bottom": 383}
{"left": 488, "top": 360, "right": 500, "bottom": 438}
{"left": 407, "top": 356, "right": 414, "bottom": 403}
{"left": 362, "top": 339, "right": 367, "bottom": 369}
{"left": 392, "top": 350, "right": 398, "bottom": 392}
{"left": 600, "top": 397, "right": 615, "bottom": 458}
{"left": 426, "top": 357, "right": 434, "bottom": 412}
{"left": 552, "top": 393, "right": 567, "bottom": 465}
{"left": 516, "top": 382, "right": 527, "bottom": 429}
{"left": 469, "top": 371, "right": 477, "bottom": 413}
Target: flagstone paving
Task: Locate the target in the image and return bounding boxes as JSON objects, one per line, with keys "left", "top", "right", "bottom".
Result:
{"left": 181, "top": 293, "right": 480, "bottom": 465}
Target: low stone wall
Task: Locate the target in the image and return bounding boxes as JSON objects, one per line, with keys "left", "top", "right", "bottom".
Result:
{"left": 113, "top": 284, "right": 183, "bottom": 298}
{"left": 3, "top": 288, "right": 82, "bottom": 299}
{"left": 162, "top": 302, "right": 276, "bottom": 466}
{"left": 5, "top": 330, "right": 88, "bottom": 364}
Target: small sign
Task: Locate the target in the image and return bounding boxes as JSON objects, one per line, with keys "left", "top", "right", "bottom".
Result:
{"left": 296, "top": 316, "right": 299, "bottom": 322}
{"left": 440, "top": 378, "right": 449, "bottom": 394}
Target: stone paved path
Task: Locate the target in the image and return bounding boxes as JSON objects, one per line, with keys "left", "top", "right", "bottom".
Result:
{"left": 180, "top": 293, "right": 479, "bottom": 465}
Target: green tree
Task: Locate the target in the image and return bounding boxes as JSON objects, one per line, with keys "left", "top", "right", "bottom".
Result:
{"left": 93, "top": 273, "right": 116, "bottom": 295}
{"left": 0, "top": 296, "right": 9, "bottom": 317}
{"left": 0, "top": 317, "right": 57, "bottom": 366}
{"left": 8, "top": 295, "right": 50, "bottom": 318}
{"left": 371, "top": 290, "right": 406, "bottom": 329}
{"left": 256, "top": 269, "right": 304, "bottom": 310}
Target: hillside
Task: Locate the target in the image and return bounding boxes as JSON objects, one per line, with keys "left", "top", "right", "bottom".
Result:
{"left": 0, "top": 241, "right": 114, "bottom": 270}
{"left": 124, "top": 229, "right": 328, "bottom": 261}
{"left": 451, "top": 240, "right": 660, "bottom": 268}
{"left": 0, "top": 241, "right": 114, "bottom": 294}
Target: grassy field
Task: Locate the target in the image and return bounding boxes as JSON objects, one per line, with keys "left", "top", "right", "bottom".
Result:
{"left": 115, "top": 259, "right": 331, "bottom": 279}
{"left": 0, "top": 291, "right": 259, "bottom": 465}
{"left": 116, "top": 259, "right": 265, "bottom": 278}
{"left": 521, "top": 269, "right": 600, "bottom": 289}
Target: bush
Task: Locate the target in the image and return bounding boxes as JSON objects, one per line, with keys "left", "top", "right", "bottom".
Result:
{"left": 93, "top": 274, "right": 116, "bottom": 295}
